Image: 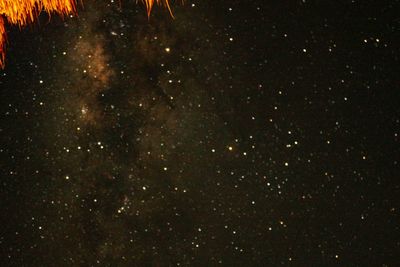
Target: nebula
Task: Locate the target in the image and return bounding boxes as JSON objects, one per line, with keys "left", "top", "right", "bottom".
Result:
{"left": 0, "top": 0, "right": 172, "bottom": 67}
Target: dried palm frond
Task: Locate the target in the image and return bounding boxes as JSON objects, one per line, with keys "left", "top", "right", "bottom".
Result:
{"left": 0, "top": 0, "right": 173, "bottom": 68}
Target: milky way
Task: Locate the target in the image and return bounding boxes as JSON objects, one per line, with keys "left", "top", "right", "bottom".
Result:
{"left": 0, "top": 0, "right": 399, "bottom": 266}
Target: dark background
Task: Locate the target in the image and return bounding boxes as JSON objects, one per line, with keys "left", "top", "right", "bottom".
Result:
{"left": 0, "top": 0, "right": 399, "bottom": 265}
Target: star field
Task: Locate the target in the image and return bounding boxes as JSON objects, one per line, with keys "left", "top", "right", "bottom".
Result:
{"left": 0, "top": 0, "right": 399, "bottom": 266}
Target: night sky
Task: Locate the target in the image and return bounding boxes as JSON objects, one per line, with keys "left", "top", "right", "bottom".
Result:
{"left": 0, "top": 0, "right": 399, "bottom": 266}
